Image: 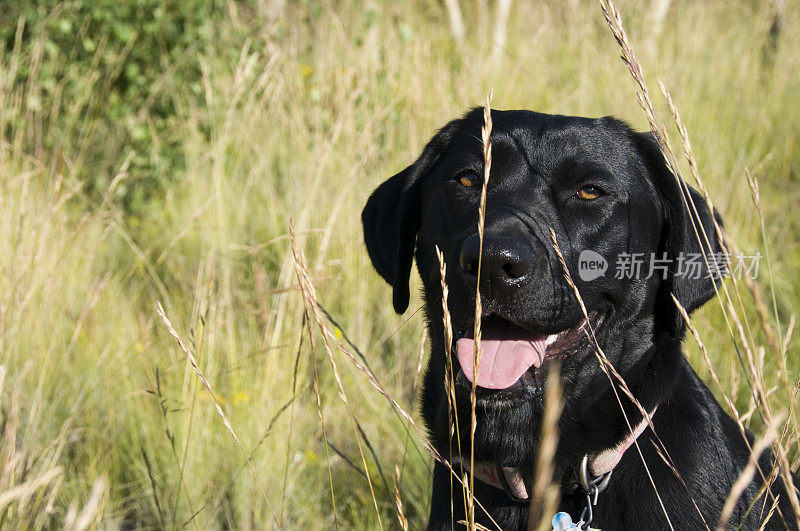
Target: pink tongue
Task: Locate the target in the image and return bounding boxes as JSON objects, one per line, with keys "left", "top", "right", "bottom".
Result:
{"left": 456, "top": 321, "right": 546, "bottom": 390}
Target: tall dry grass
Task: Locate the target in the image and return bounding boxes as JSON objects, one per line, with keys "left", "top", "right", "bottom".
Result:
{"left": 0, "top": 0, "right": 798, "bottom": 528}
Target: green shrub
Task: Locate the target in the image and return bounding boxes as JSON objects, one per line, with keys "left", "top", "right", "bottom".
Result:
{"left": 0, "top": 0, "right": 253, "bottom": 213}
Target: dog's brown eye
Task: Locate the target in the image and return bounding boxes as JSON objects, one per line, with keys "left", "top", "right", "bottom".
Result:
{"left": 577, "top": 186, "right": 602, "bottom": 200}
{"left": 458, "top": 173, "right": 480, "bottom": 187}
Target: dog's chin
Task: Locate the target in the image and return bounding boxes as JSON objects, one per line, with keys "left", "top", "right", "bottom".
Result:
{"left": 443, "top": 313, "right": 602, "bottom": 453}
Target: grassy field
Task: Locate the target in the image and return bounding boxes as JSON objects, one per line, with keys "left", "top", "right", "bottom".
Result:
{"left": 1, "top": 0, "right": 798, "bottom": 528}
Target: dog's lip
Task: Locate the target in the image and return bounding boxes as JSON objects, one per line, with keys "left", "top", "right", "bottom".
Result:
{"left": 542, "top": 315, "right": 593, "bottom": 355}
{"left": 455, "top": 313, "right": 594, "bottom": 354}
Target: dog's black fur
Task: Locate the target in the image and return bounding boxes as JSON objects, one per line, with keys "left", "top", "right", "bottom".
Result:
{"left": 362, "top": 109, "right": 798, "bottom": 530}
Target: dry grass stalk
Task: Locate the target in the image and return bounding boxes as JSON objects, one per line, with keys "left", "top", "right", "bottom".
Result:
{"left": 289, "top": 221, "right": 383, "bottom": 530}
{"left": 599, "top": 0, "right": 665, "bottom": 146}
{"left": 411, "top": 329, "right": 428, "bottom": 405}
{"left": 549, "top": 229, "right": 662, "bottom": 435}
{"left": 672, "top": 294, "right": 745, "bottom": 431}
{"left": 759, "top": 495, "right": 781, "bottom": 531}
{"left": 659, "top": 102, "right": 800, "bottom": 523}
{"left": 781, "top": 314, "right": 796, "bottom": 355}
{"left": 717, "top": 413, "right": 784, "bottom": 530}
{"left": 549, "top": 228, "right": 677, "bottom": 530}
{"left": 599, "top": 1, "right": 798, "bottom": 526}
{"left": 443, "top": 0, "right": 465, "bottom": 48}
{"left": 457, "top": 474, "right": 494, "bottom": 530}
{"left": 726, "top": 236, "right": 782, "bottom": 359}
{"left": 528, "top": 364, "right": 563, "bottom": 531}
{"left": 765, "top": 422, "right": 800, "bottom": 528}
{"left": 333, "top": 309, "right": 504, "bottom": 528}
{"left": 0, "top": 365, "right": 70, "bottom": 526}
{"left": 63, "top": 476, "right": 108, "bottom": 531}
{"left": 394, "top": 465, "right": 409, "bottom": 531}
{"left": 647, "top": 440, "right": 711, "bottom": 531}
{"left": 436, "top": 245, "right": 470, "bottom": 523}
{"left": 658, "top": 69, "right": 748, "bottom": 358}
{"left": 779, "top": 365, "right": 800, "bottom": 471}
{"left": 151, "top": 366, "right": 199, "bottom": 529}
{"left": 140, "top": 447, "right": 166, "bottom": 529}
{"left": 468, "top": 90, "right": 493, "bottom": 529}
{"left": 782, "top": 316, "right": 795, "bottom": 356}
{"left": 753, "top": 473, "right": 780, "bottom": 525}
{"left": 0, "top": 467, "right": 62, "bottom": 515}
{"left": 723, "top": 293, "right": 775, "bottom": 418}
{"left": 602, "top": 0, "right": 743, "bottom": 354}
{"left": 279, "top": 322, "right": 312, "bottom": 523}
{"left": 156, "top": 302, "right": 281, "bottom": 529}
{"left": 658, "top": 80, "right": 728, "bottom": 261}
{"left": 396, "top": 330, "right": 431, "bottom": 508}
{"left": 608, "top": 7, "right": 789, "bottom": 471}
{"left": 744, "top": 167, "right": 786, "bottom": 364}
{"left": 667, "top": 138, "right": 796, "bottom": 531}
{"left": 491, "top": 0, "right": 513, "bottom": 65}
{"left": 322, "top": 325, "right": 502, "bottom": 529}
{"left": 288, "top": 236, "right": 502, "bottom": 529}
{"left": 660, "top": 80, "right": 784, "bottom": 386}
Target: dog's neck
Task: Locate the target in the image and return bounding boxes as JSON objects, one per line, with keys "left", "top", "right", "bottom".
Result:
{"left": 588, "top": 405, "right": 657, "bottom": 476}
{"left": 467, "top": 406, "right": 657, "bottom": 501}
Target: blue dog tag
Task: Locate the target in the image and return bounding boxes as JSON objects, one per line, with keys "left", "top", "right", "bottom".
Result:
{"left": 551, "top": 512, "right": 602, "bottom": 531}
{"left": 552, "top": 512, "right": 580, "bottom": 530}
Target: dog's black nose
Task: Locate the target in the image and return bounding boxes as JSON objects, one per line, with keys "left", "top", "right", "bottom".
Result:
{"left": 459, "top": 234, "right": 533, "bottom": 288}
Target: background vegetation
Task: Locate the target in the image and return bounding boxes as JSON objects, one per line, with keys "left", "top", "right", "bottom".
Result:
{"left": 0, "top": 0, "right": 797, "bottom": 528}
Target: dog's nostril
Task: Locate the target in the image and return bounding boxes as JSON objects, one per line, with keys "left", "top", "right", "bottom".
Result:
{"left": 460, "top": 235, "right": 533, "bottom": 282}
{"left": 501, "top": 260, "right": 528, "bottom": 279}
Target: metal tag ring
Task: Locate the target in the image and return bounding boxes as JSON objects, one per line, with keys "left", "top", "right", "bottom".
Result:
{"left": 579, "top": 455, "right": 613, "bottom": 494}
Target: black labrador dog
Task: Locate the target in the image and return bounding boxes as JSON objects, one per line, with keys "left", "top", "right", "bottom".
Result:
{"left": 362, "top": 108, "right": 798, "bottom": 530}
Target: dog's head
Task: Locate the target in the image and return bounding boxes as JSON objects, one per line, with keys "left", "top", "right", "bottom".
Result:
{"left": 362, "top": 108, "right": 725, "bottom": 469}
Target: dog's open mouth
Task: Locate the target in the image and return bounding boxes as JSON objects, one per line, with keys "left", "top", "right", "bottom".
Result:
{"left": 455, "top": 315, "right": 594, "bottom": 390}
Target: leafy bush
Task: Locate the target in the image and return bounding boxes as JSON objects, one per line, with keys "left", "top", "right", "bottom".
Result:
{"left": 0, "top": 0, "right": 249, "bottom": 212}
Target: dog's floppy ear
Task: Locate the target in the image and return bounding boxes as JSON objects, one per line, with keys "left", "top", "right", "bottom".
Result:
{"left": 362, "top": 120, "right": 463, "bottom": 313}
{"left": 632, "top": 131, "right": 727, "bottom": 326}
